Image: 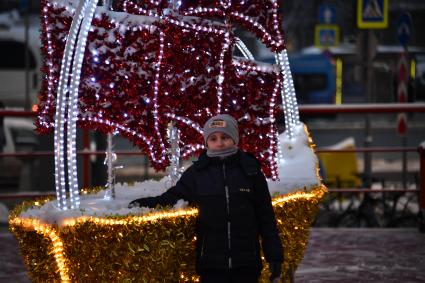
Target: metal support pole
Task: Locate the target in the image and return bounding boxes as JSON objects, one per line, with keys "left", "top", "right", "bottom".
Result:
{"left": 402, "top": 136, "right": 407, "bottom": 189}
{"left": 83, "top": 130, "right": 90, "bottom": 188}
{"left": 106, "top": 133, "right": 115, "bottom": 199}
{"left": 418, "top": 142, "right": 425, "bottom": 232}
{"left": 24, "top": 0, "right": 30, "bottom": 110}
{"left": 362, "top": 30, "right": 374, "bottom": 188}
{"left": 363, "top": 116, "right": 372, "bottom": 187}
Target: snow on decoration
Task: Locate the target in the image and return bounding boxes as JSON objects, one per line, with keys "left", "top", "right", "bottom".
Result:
{"left": 268, "top": 123, "right": 322, "bottom": 195}
{"left": 36, "top": 0, "right": 285, "bottom": 179}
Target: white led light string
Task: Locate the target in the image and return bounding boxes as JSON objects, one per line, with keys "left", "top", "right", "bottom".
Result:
{"left": 235, "top": 37, "right": 254, "bottom": 61}
{"left": 79, "top": 116, "right": 160, "bottom": 162}
{"left": 39, "top": 1, "right": 76, "bottom": 129}
{"left": 151, "top": 31, "right": 167, "bottom": 163}
{"left": 281, "top": 49, "right": 300, "bottom": 124}
{"left": 275, "top": 51, "right": 296, "bottom": 139}
{"left": 66, "top": 0, "right": 99, "bottom": 209}
{"left": 123, "top": 1, "right": 226, "bottom": 35}
{"left": 163, "top": 113, "right": 203, "bottom": 134}
{"left": 182, "top": 8, "right": 285, "bottom": 50}
{"left": 181, "top": 144, "right": 205, "bottom": 158}
{"left": 274, "top": 52, "right": 291, "bottom": 138}
{"left": 268, "top": 77, "right": 281, "bottom": 179}
{"left": 216, "top": 32, "right": 230, "bottom": 114}
{"left": 235, "top": 37, "right": 280, "bottom": 178}
{"left": 53, "top": 0, "right": 90, "bottom": 210}
{"left": 44, "top": 0, "right": 288, "bottom": 185}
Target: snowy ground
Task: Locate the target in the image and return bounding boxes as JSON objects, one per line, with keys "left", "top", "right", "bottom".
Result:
{"left": 1, "top": 228, "right": 424, "bottom": 282}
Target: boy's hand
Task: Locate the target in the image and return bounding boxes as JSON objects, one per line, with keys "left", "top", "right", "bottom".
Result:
{"left": 128, "top": 199, "right": 142, "bottom": 208}
{"left": 269, "top": 261, "right": 282, "bottom": 282}
{"left": 128, "top": 197, "right": 153, "bottom": 208}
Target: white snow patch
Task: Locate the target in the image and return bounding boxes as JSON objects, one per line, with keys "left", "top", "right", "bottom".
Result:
{"left": 268, "top": 123, "right": 321, "bottom": 195}
{"left": 19, "top": 177, "right": 188, "bottom": 226}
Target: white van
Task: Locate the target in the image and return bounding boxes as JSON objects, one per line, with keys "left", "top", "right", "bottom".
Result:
{"left": 0, "top": 10, "right": 42, "bottom": 108}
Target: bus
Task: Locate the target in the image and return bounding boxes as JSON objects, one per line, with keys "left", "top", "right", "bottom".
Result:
{"left": 261, "top": 53, "right": 336, "bottom": 104}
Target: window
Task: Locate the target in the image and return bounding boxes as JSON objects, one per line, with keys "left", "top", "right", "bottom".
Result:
{"left": 0, "top": 40, "right": 36, "bottom": 69}
{"left": 293, "top": 73, "right": 328, "bottom": 92}
{"left": 11, "top": 128, "right": 38, "bottom": 148}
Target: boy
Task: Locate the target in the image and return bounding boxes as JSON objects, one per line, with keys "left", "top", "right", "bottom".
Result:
{"left": 129, "top": 114, "right": 283, "bottom": 282}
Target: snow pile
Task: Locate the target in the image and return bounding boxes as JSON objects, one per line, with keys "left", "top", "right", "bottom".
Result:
{"left": 19, "top": 123, "right": 320, "bottom": 225}
{"left": 268, "top": 123, "right": 321, "bottom": 195}
{"left": 20, "top": 177, "right": 188, "bottom": 226}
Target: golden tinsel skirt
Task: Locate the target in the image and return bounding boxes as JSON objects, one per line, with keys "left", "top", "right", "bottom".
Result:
{"left": 9, "top": 185, "right": 327, "bottom": 283}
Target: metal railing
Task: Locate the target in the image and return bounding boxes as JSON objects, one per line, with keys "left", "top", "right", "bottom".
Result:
{"left": 1, "top": 104, "right": 425, "bottom": 230}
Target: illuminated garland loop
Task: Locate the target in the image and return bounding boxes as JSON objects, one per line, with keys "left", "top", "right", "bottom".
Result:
{"left": 48, "top": 0, "right": 302, "bottom": 206}
{"left": 53, "top": 0, "right": 94, "bottom": 210}
{"left": 66, "top": 0, "right": 99, "bottom": 209}
{"left": 275, "top": 50, "right": 301, "bottom": 139}
{"left": 37, "top": 0, "right": 290, "bottom": 177}
{"left": 9, "top": 185, "right": 327, "bottom": 283}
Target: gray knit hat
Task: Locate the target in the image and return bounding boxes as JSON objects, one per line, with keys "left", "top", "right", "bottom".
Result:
{"left": 203, "top": 114, "right": 239, "bottom": 145}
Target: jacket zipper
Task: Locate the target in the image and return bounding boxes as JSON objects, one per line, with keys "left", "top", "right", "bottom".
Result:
{"left": 223, "top": 163, "right": 232, "bottom": 269}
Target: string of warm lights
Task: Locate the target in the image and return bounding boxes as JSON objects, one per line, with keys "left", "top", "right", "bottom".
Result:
{"left": 9, "top": 186, "right": 327, "bottom": 282}
{"left": 10, "top": 217, "right": 70, "bottom": 283}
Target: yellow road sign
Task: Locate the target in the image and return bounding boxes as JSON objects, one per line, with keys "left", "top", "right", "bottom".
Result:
{"left": 314, "top": 24, "right": 340, "bottom": 48}
{"left": 357, "top": 0, "right": 388, "bottom": 29}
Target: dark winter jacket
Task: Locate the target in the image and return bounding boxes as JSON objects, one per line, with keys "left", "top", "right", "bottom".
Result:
{"left": 131, "top": 150, "right": 283, "bottom": 273}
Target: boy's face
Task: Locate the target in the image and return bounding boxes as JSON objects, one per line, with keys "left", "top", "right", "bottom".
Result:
{"left": 206, "top": 132, "right": 235, "bottom": 150}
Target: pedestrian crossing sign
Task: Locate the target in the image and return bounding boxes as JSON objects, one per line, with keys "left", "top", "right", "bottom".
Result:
{"left": 357, "top": 0, "right": 388, "bottom": 29}
{"left": 315, "top": 24, "right": 340, "bottom": 48}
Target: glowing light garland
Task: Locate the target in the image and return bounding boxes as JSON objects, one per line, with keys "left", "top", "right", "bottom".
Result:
{"left": 66, "top": 0, "right": 98, "bottom": 209}
{"left": 235, "top": 37, "right": 255, "bottom": 60}
{"left": 53, "top": 0, "right": 91, "bottom": 210}
{"left": 38, "top": 3, "right": 283, "bottom": 176}
{"left": 37, "top": 0, "right": 305, "bottom": 196}
{"left": 152, "top": 30, "right": 167, "bottom": 163}
{"left": 275, "top": 49, "right": 301, "bottom": 139}
{"left": 216, "top": 32, "right": 230, "bottom": 114}
{"left": 9, "top": 186, "right": 327, "bottom": 282}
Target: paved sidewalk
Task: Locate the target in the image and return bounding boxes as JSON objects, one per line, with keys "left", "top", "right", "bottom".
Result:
{"left": 1, "top": 228, "right": 424, "bottom": 282}
{"left": 295, "top": 228, "right": 425, "bottom": 283}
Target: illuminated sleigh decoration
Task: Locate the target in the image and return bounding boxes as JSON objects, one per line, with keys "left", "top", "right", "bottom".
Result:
{"left": 9, "top": 0, "right": 327, "bottom": 282}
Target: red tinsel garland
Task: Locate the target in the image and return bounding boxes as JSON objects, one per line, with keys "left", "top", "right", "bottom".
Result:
{"left": 36, "top": 0, "right": 284, "bottom": 178}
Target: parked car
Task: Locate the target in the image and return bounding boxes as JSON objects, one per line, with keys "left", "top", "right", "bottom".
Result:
{"left": 0, "top": 10, "right": 41, "bottom": 108}
{"left": 0, "top": 116, "right": 38, "bottom": 190}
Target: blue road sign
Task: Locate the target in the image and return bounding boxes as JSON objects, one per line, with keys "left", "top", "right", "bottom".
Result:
{"left": 319, "top": 5, "right": 336, "bottom": 24}
{"left": 397, "top": 13, "right": 412, "bottom": 46}
{"left": 315, "top": 24, "right": 340, "bottom": 48}
{"left": 357, "top": 0, "right": 388, "bottom": 29}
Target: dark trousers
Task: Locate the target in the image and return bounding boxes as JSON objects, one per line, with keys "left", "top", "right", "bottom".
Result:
{"left": 200, "top": 268, "right": 260, "bottom": 283}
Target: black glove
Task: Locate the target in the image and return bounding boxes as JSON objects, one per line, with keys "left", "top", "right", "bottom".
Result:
{"left": 128, "top": 197, "right": 156, "bottom": 208}
{"left": 269, "top": 261, "right": 282, "bottom": 282}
